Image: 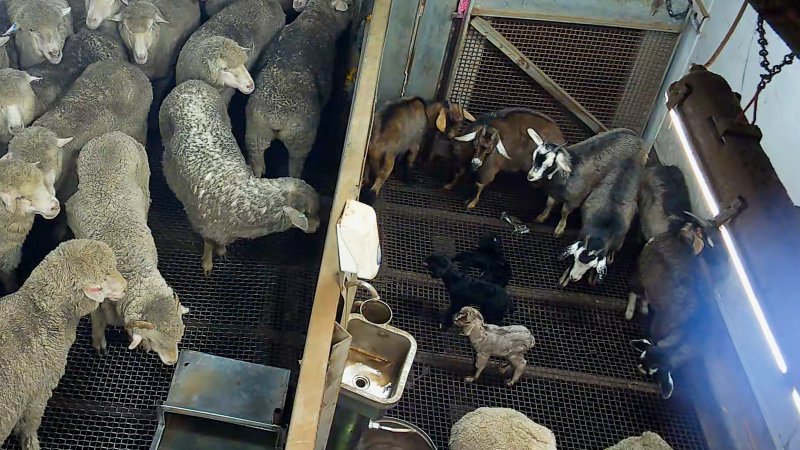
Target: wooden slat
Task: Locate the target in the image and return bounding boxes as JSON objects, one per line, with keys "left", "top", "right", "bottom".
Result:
{"left": 284, "top": 1, "right": 391, "bottom": 448}
{"left": 469, "top": 16, "right": 609, "bottom": 134}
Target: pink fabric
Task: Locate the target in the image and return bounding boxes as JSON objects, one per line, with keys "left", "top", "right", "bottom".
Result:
{"left": 458, "top": 0, "right": 470, "bottom": 15}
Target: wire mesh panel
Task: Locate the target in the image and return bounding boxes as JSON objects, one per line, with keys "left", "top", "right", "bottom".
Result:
{"left": 448, "top": 17, "right": 678, "bottom": 141}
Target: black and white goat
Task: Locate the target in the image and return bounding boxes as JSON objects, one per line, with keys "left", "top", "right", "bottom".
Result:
{"left": 526, "top": 128, "right": 644, "bottom": 237}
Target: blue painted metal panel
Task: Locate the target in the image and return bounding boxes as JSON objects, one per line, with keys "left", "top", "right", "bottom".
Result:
{"left": 405, "top": 0, "right": 459, "bottom": 100}
{"left": 376, "top": 0, "right": 420, "bottom": 104}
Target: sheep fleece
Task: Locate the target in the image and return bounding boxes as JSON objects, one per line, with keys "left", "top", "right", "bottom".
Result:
{"left": 450, "top": 407, "right": 557, "bottom": 450}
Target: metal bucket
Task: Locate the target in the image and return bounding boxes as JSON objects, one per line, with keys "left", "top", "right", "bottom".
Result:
{"left": 355, "top": 418, "right": 436, "bottom": 450}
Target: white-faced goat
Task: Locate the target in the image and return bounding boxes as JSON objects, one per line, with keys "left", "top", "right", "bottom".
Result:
{"left": 527, "top": 128, "right": 644, "bottom": 237}
{"left": 452, "top": 108, "right": 565, "bottom": 209}
{"left": 560, "top": 153, "right": 646, "bottom": 287}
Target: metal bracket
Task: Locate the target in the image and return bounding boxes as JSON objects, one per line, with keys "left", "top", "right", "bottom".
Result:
{"left": 689, "top": 0, "right": 710, "bottom": 32}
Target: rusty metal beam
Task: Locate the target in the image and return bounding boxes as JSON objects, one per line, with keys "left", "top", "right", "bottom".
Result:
{"left": 469, "top": 16, "right": 609, "bottom": 134}
{"left": 749, "top": 0, "right": 800, "bottom": 54}
{"left": 284, "top": 1, "right": 391, "bottom": 448}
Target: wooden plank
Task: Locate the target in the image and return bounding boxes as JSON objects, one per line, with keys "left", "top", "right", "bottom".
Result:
{"left": 472, "top": 6, "right": 682, "bottom": 33}
{"left": 469, "top": 16, "right": 609, "bottom": 133}
{"left": 284, "top": 1, "right": 391, "bottom": 448}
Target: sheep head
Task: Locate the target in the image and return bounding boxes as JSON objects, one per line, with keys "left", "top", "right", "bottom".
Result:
{"left": 6, "top": 126, "right": 72, "bottom": 195}
{"left": 0, "top": 158, "right": 60, "bottom": 219}
{"left": 85, "top": 0, "right": 125, "bottom": 30}
{"left": 110, "top": 1, "right": 168, "bottom": 65}
{"left": 125, "top": 290, "right": 188, "bottom": 366}
{"left": 201, "top": 37, "right": 254, "bottom": 94}
{"left": 10, "top": 4, "right": 72, "bottom": 65}
{"left": 0, "top": 69, "right": 39, "bottom": 139}
{"left": 454, "top": 306, "right": 485, "bottom": 336}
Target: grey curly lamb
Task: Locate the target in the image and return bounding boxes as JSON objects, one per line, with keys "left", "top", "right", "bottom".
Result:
{"left": 453, "top": 306, "right": 535, "bottom": 386}
{"left": 160, "top": 80, "right": 321, "bottom": 275}
{"left": 67, "top": 132, "right": 188, "bottom": 365}
{"left": 245, "top": 0, "right": 353, "bottom": 178}
{"left": 176, "top": 0, "right": 284, "bottom": 105}
{"left": 0, "top": 157, "right": 61, "bottom": 292}
{"left": 0, "top": 239, "right": 127, "bottom": 449}
{"left": 450, "top": 407, "right": 557, "bottom": 450}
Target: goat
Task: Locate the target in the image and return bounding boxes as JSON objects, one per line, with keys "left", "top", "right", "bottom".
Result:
{"left": 423, "top": 253, "right": 514, "bottom": 329}
{"left": 638, "top": 164, "right": 693, "bottom": 241}
{"left": 560, "top": 154, "right": 645, "bottom": 287}
{"left": 452, "top": 108, "right": 565, "bottom": 209}
{"left": 527, "top": 128, "right": 644, "bottom": 237}
{"left": 452, "top": 232, "right": 511, "bottom": 287}
{"left": 364, "top": 97, "right": 474, "bottom": 196}
{"left": 453, "top": 306, "right": 534, "bottom": 386}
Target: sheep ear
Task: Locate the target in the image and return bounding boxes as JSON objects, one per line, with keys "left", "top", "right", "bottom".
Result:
{"left": 3, "top": 23, "right": 19, "bottom": 36}
{"left": 61, "top": 7, "right": 72, "bottom": 17}
{"left": 0, "top": 36, "right": 9, "bottom": 46}
{"left": 180, "top": 305, "right": 190, "bottom": 315}
{"left": 25, "top": 73, "right": 42, "bottom": 83}
{"left": 108, "top": 13, "right": 123, "bottom": 22}
{"left": 128, "top": 334, "right": 143, "bottom": 349}
{"left": 0, "top": 152, "right": 12, "bottom": 161}
{"left": 56, "top": 137, "right": 73, "bottom": 147}
{"left": 282, "top": 206, "right": 309, "bottom": 231}
{"left": 555, "top": 151, "right": 571, "bottom": 174}
{"left": 454, "top": 131, "right": 477, "bottom": 142}
{"left": 435, "top": 108, "right": 447, "bottom": 133}
{"left": 462, "top": 109, "right": 476, "bottom": 122}
{"left": 527, "top": 128, "right": 544, "bottom": 146}
{"left": 495, "top": 138, "right": 511, "bottom": 159}
{"left": 331, "top": 0, "right": 348, "bottom": 12}
{"left": 82, "top": 285, "right": 105, "bottom": 302}
{"left": 127, "top": 320, "right": 156, "bottom": 330}
{"left": 121, "top": 0, "right": 129, "bottom": 5}
{"left": 154, "top": 13, "right": 169, "bottom": 24}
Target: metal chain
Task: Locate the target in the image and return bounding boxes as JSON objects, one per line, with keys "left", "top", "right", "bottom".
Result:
{"left": 665, "top": 0, "right": 693, "bottom": 19}
{"left": 755, "top": 15, "right": 796, "bottom": 92}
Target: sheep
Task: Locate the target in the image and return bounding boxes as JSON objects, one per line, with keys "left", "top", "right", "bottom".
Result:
{"left": 605, "top": 431, "right": 674, "bottom": 450}
{"left": 0, "top": 68, "right": 39, "bottom": 152}
{"left": 449, "top": 407, "right": 557, "bottom": 450}
{"left": 363, "top": 97, "right": 475, "bottom": 197}
{"left": 32, "top": 59, "right": 152, "bottom": 203}
{"left": 160, "top": 80, "right": 321, "bottom": 275}
{"left": 82, "top": 0, "right": 125, "bottom": 33}
{"left": 108, "top": 0, "right": 200, "bottom": 88}
{"left": 559, "top": 154, "right": 645, "bottom": 287}
{"left": 201, "top": 0, "right": 307, "bottom": 19}
{"left": 245, "top": 0, "right": 353, "bottom": 179}
{"left": 422, "top": 253, "right": 514, "bottom": 329}
{"left": 453, "top": 306, "right": 534, "bottom": 386}
{"left": 452, "top": 232, "right": 511, "bottom": 287}
{"left": 5, "top": 126, "right": 73, "bottom": 194}
{"left": 527, "top": 127, "right": 645, "bottom": 237}
{"left": 451, "top": 108, "right": 565, "bottom": 209}
{"left": 175, "top": 0, "right": 285, "bottom": 105}
{"left": 0, "top": 34, "right": 10, "bottom": 69}
{"left": 25, "top": 30, "right": 127, "bottom": 120}
{"left": 0, "top": 158, "right": 62, "bottom": 292}
{"left": 5, "top": 0, "right": 73, "bottom": 68}
{"left": 66, "top": 132, "right": 188, "bottom": 364}
{"left": 0, "top": 239, "right": 127, "bottom": 449}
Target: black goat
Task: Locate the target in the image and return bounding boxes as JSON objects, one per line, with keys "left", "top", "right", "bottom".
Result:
{"left": 452, "top": 233, "right": 512, "bottom": 287}
{"left": 423, "top": 254, "right": 514, "bottom": 329}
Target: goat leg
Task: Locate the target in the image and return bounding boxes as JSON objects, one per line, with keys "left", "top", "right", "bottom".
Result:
{"left": 554, "top": 204, "right": 571, "bottom": 237}
{"left": 506, "top": 354, "right": 527, "bottom": 386}
{"left": 370, "top": 155, "right": 396, "bottom": 196}
{"left": 402, "top": 144, "right": 420, "bottom": 184}
{"left": 444, "top": 167, "right": 465, "bottom": 190}
{"left": 465, "top": 353, "right": 490, "bottom": 383}
{"left": 535, "top": 196, "right": 556, "bottom": 223}
{"left": 625, "top": 293, "right": 638, "bottom": 320}
{"left": 466, "top": 182, "right": 486, "bottom": 209}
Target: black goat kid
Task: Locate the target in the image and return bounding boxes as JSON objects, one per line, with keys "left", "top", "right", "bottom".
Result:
{"left": 423, "top": 254, "right": 514, "bottom": 329}
{"left": 452, "top": 232, "right": 512, "bottom": 287}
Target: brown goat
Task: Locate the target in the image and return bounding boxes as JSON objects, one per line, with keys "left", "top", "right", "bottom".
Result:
{"left": 365, "top": 97, "right": 475, "bottom": 196}
{"left": 452, "top": 108, "right": 565, "bottom": 209}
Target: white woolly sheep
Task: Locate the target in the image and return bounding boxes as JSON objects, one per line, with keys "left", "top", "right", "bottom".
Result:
{"left": 453, "top": 306, "right": 535, "bottom": 386}
{"left": 5, "top": 0, "right": 74, "bottom": 68}
{"left": 67, "top": 132, "right": 188, "bottom": 365}
{"left": 176, "top": 0, "right": 284, "bottom": 105}
{"left": 0, "top": 158, "right": 61, "bottom": 292}
{"left": 245, "top": 0, "right": 353, "bottom": 178}
{"left": 0, "top": 239, "right": 127, "bottom": 449}
{"left": 449, "top": 407, "right": 557, "bottom": 450}
{"left": 605, "top": 432, "right": 673, "bottom": 450}
{"left": 202, "top": 0, "right": 307, "bottom": 18}
{"left": 0, "top": 68, "right": 39, "bottom": 152}
{"left": 0, "top": 35, "right": 10, "bottom": 69}
{"left": 82, "top": 0, "right": 124, "bottom": 33}
{"left": 160, "top": 80, "right": 321, "bottom": 275}
{"left": 5, "top": 126, "right": 73, "bottom": 195}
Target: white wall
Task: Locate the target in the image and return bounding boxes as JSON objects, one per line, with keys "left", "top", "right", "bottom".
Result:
{"left": 646, "top": 0, "right": 800, "bottom": 206}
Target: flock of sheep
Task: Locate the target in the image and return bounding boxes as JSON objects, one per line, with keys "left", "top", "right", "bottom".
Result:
{"left": 0, "top": 0, "right": 350, "bottom": 447}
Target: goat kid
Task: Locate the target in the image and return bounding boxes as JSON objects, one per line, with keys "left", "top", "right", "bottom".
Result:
{"left": 452, "top": 108, "right": 565, "bottom": 209}
{"left": 365, "top": 97, "right": 474, "bottom": 197}
{"left": 452, "top": 232, "right": 511, "bottom": 287}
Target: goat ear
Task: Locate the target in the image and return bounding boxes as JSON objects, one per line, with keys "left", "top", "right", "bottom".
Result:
{"left": 527, "top": 128, "right": 544, "bottom": 146}
{"left": 435, "top": 108, "right": 447, "bottom": 133}
{"left": 630, "top": 339, "right": 653, "bottom": 352}
{"left": 56, "top": 137, "right": 73, "bottom": 147}
{"left": 691, "top": 234, "right": 705, "bottom": 255}
{"left": 282, "top": 206, "right": 309, "bottom": 231}
{"left": 128, "top": 334, "right": 144, "bottom": 349}
{"left": 555, "top": 151, "right": 572, "bottom": 174}
{"left": 61, "top": 7, "right": 72, "bottom": 17}
{"left": 0, "top": 191, "right": 18, "bottom": 213}
{"left": 495, "top": 138, "right": 511, "bottom": 160}
{"left": 454, "top": 131, "right": 477, "bottom": 142}
{"left": 462, "top": 108, "right": 476, "bottom": 122}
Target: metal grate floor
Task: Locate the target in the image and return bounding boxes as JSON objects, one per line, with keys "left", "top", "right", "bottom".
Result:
{"left": 375, "top": 165, "right": 708, "bottom": 449}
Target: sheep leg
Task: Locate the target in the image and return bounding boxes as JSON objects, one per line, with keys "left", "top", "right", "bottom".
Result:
{"left": 0, "top": 270, "right": 18, "bottom": 293}
{"left": 465, "top": 353, "right": 490, "bottom": 383}
{"left": 639, "top": 298, "right": 650, "bottom": 315}
{"left": 215, "top": 244, "right": 227, "bottom": 260}
{"left": 202, "top": 239, "right": 215, "bottom": 276}
{"left": 625, "top": 293, "right": 638, "bottom": 321}
{"left": 250, "top": 141, "right": 271, "bottom": 178}
{"left": 370, "top": 155, "right": 395, "bottom": 196}
{"left": 444, "top": 167, "right": 465, "bottom": 191}
{"left": 283, "top": 129, "right": 316, "bottom": 178}
{"left": 466, "top": 182, "right": 485, "bottom": 209}
{"left": 554, "top": 204, "right": 572, "bottom": 237}
{"left": 91, "top": 309, "right": 109, "bottom": 355}
{"left": 15, "top": 396, "right": 46, "bottom": 450}
{"left": 535, "top": 196, "right": 556, "bottom": 223}
{"left": 506, "top": 354, "right": 527, "bottom": 386}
